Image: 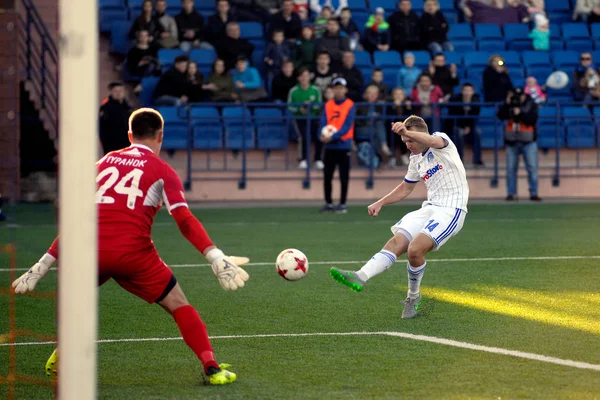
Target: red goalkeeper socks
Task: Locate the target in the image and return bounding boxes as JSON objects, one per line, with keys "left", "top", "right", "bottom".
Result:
{"left": 172, "top": 305, "right": 219, "bottom": 374}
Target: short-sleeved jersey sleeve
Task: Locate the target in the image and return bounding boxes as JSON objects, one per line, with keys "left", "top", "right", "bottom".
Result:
{"left": 432, "top": 131, "right": 452, "bottom": 151}
{"left": 161, "top": 163, "right": 188, "bottom": 212}
{"left": 404, "top": 158, "right": 421, "bottom": 183}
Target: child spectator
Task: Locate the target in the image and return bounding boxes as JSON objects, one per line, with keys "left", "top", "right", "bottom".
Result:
{"left": 530, "top": 13, "right": 550, "bottom": 51}
{"left": 410, "top": 73, "right": 445, "bottom": 117}
{"left": 313, "top": 6, "right": 332, "bottom": 37}
{"left": 186, "top": 61, "right": 205, "bottom": 102}
{"left": 339, "top": 7, "right": 361, "bottom": 51}
{"left": 126, "top": 30, "right": 160, "bottom": 78}
{"left": 396, "top": 52, "right": 422, "bottom": 94}
{"left": 232, "top": 56, "right": 269, "bottom": 102}
{"left": 524, "top": 76, "right": 547, "bottom": 105}
{"left": 420, "top": 0, "right": 454, "bottom": 54}
{"left": 362, "top": 7, "right": 391, "bottom": 54}
{"left": 264, "top": 30, "right": 292, "bottom": 82}
{"left": 293, "top": 25, "right": 316, "bottom": 70}
{"left": 205, "top": 58, "right": 237, "bottom": 102}
{"left": 369, "top": 68, "right": 390, "bottom": 100}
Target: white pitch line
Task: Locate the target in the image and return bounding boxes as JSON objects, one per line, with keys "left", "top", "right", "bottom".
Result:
{"left": 1, "top": 331, "right": 598, "bottom": 372}
{"left": 1, "top": 255, "right": 600, "bottom": 272}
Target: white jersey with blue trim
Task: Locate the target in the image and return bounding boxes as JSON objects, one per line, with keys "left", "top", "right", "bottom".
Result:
{"left": 403, "top": 132, "right": 469, "bottom": 212}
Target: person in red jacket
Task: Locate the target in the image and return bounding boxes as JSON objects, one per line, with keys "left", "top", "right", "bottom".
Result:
{"left": 410, "top": 73, "right": 445, "bottom": 117}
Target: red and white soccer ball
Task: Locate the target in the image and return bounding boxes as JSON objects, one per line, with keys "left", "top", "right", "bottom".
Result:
{"left": 320, "top": 124, "right": 338, "bottom": 138}
{"left": 276, "top": 248, "right": 309, "bottom": 281}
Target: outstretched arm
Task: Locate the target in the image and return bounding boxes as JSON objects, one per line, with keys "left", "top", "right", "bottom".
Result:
{"left": 391, "top": 121, "right": 446, "bottom": 149}
{"left": 12, "top": 237, "right": 58, "bottom": 293}
{"left": 368, "top": 180, "right": 418, "bottom": 217}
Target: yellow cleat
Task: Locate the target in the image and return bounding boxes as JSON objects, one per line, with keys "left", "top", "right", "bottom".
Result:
{"left": 205, "top": 363, "right": 237, "bottom": 385}
{"left": 45, "top": 348, "right": 58, "bottom": 377}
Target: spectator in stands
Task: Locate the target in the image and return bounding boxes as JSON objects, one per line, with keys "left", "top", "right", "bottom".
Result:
{"left": 293, "top": 0, "right": 309, "bottom": 20}
{"left": 0, "top": 195, "right": 5, "bottom": 222}
{"left": 232, "top": 56, "right": 269, "bottom": 102}
{"left": 228, "top": 0, "right": 262, "bottom": 22}
{"left": 313, "top": 6, "right": 332, "bottom": 37}
{"left": 271, "top": 60, "right": 297, "bottom": 102}
{"left": 458, "top": 0, "right": 493, "bottom": 21}
{"left": 465, "top": 0, "right": 529, "bottom": 24}
{"left": 339, "top": 8, "right": 361, "bottom": 51}
{"left": 316, "top": 18, "right": 351, "bottom": 68}
{"left": 428, "top": 53, "right": 459, "bottom": 98}
{"left": 573, "top": 0, "right": 600, "bottom": 23}
{"left": 217, "top": 22, "right": 255, "bottom": 71}
{"left": 176, "top": 0, "right": 212, "bottom": 52}
{"left": 339, "top": 51, "right": 364, "bottom": 102}
{"left": 310, "top": 0, "right": 348, "bottom": 17}
{"left": 524, "top": 76, "right": 546, "bottom": 105}
{"left": 497, "top": 87, "right": 541, "bottom": 201}
{"left": 388, "top": 0, "right": 421, "bottom": 53}
{"left": 574, "top": 52, "right": 600, "bottom": 102}
{"left": 447, "top": 83, "right": 483, "bottom": 166}
{"left": 311, "top": 52, "right": 339, "bottom": 93}
{"left": 206, "top": 0, "right": 237, "bottom": 47}
{"left": 369, "top": 68, "right": 390, "bottom": 100}
{"left": 205, "top": 58, "right": 237, "bottom": 102}
{"left": 293, "top": 25, "right": 316, "bottom": 70}
{"left": 269, "top": 0, "right": 303, "bottom": 42}
{"left": 288, "top": 68, "right": 324, "bottom": 169}
{"left": 420, "top": 0, "right": 453, "bottom": 54}
{"left": 386, "top": 87, "right": 411, "bottom": 166}
{"left": 155, "top": 0, "right": 180, "bottom": 48}
{"left": 529, "top": 13, "right": 549, "bottom": 51}
{"left": 99, "top": 82, "right": 132, "bottom": 155}
{"left": 186, "top": 61, "right": 205, "bottom": 102}
{"left": 129, "top": 0, "right": 163, "bottom": 41}
{"left": 362, "top": 8, "right": 391, "bottom": 54}
{"left": 323, "top": 86, "right": 334, "bottom": 100}
{"left": 396, "top": 52, "right": 421, "bottom": 94}
{"left": 483, "top": 54, "right": 514, "bottom": 102}
{"left": 355, "top": 85, "right": 392, "bottom": 164}
{"left": 520, "top": 0, "right": 545, "bottom": 20}
{"left": 153, "top": 55, "right": 192, "bottom": 106}
{"left": 255, "top": 0, "right": 281, "bottom": 22}
{"left": 264, "top": 30, "right": 292, "bottom": 82}
{"left": 410, "top": 73, "right": 444, "bottom": 117}
{"left": 126, "top": 30, "right": 160, "bottom": 79}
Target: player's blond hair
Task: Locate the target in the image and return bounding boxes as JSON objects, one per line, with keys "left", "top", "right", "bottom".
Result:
{"left": 403, "top": 115, "right": 429, "bottom": 133}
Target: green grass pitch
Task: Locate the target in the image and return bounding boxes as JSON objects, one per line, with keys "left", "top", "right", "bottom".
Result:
{"left": 1, "top": 203, "right": 600, "bottom": 399}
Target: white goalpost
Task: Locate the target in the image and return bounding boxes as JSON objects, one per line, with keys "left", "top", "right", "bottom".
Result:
{"left": 58, "top": 0, "right": 98, "bottom": 398}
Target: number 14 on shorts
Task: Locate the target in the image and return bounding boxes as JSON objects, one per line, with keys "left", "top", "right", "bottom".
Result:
{"left": 424, "top": 219, "right": 439, "bottom": 232}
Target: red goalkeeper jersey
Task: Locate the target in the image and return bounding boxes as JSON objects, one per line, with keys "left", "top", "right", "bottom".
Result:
{"left": 95, "top": 144, "right": 188, "bottom": 252}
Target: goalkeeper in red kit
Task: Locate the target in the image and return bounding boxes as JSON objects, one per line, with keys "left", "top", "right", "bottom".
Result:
{"left": 11, "top": 108, "right": 249, "bottom": 385}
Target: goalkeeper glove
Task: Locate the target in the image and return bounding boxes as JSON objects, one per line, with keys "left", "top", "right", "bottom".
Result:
{"left": 205, "top": 248, "right": 250, "bottom": 291}
{"left": 12, "top": 253, "right": 55, "bottom": 293}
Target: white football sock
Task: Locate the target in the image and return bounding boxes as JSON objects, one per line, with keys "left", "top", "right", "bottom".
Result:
{"left": 407, "top": 262, "right": 426, "bottom": 298}
{"left": 357, "top": 250, "right": 397, "bottom": 281}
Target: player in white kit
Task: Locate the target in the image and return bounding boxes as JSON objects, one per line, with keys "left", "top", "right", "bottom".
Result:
{"left": 330, "top": 115, "right": 469, "bottom": 318}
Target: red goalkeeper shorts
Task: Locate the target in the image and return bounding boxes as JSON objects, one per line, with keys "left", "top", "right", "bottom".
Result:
{"left": 98, "top": 248, "right": 176, "bottom": 303}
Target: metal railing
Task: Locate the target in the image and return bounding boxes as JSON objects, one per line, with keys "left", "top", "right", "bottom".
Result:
{"left": 166, "top": 101, "right": 600, "bottom": 190}
{"left": 17, "top": 0, "right": 59, "bottom": 138}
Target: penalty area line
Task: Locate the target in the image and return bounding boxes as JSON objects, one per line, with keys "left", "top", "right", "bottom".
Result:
{"left": 2, "top": 255, "right": 600, "bottom": 272}
{"left": 1, "top": 331, "right": 599, "bottom": 372}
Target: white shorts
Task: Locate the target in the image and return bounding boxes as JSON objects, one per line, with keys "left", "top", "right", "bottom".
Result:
{"left": 391, "top": 204, "right": 466, "bottom": 250}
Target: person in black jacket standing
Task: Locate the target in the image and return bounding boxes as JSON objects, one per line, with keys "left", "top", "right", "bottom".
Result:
{"left": 339, "top": 51, "right": 364, "bottom": 102}
{"left": 153, "top": 55, "right": 193, "bottom": 106}
{"left": 483, "top": 54, "right": 514, "bottom": 102}
{"left": 428, "top": 53, "right": 459, "bottom": 97}
{"left": 388, "top": 0, "right": 421, "bottom": 53}
{"left": 447, "top": 83, "right": 483, "bottom": 166}
{"left": 99, "top": 82, "right": 133, "bottom": 155}
{"left": 420, "top": 0, "right": 454, "bottom": 54}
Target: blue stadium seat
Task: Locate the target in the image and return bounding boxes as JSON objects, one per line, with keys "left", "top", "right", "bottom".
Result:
{"left": 448, "top": 23, "right": 475, "bottom": 51}
{"left": 360, "top": 68, "right": 373, "bottom": 86}
{"left": 498, "top": 51, "right": 521, "bottom": 68}
{"left": 157, "top": 107, "right": 189, "bottom": 150}
{"left": 591, "top": 24, "right": 600, "bottom": 48}
{"left": 353, "top": 11, "right": 369, "bottom": 34}
{"left": 239, "top": 22, "right": 263, "bottom": 39}
{"left": 354, "top": 51, "right": 373, "bottom": 68}
{"left": 444, "top": 11, "right": 459, "bottom": 24}
{"left": 189, "top": 48, "right": 217, "bottom": 67}
{"left": 158, "top": 49, "right": 186, "bottom": 70}
{"left": 190, "top": 107, "right": 223, "bottom": 149}
{"left": 563, "top": 107, "right": 595, "bottom": 148}
{"left": 110, "top": 21, "right": 131, "bottom": 55}
{"left": 474, "top": 24, "right": 503, "bottom": 40}
{"left": 381, "top": 67, "right": 398, "bottom": 88}
{"left": 503, "top": 24, "right": 532, "bottom": 51}
{"left": 546, "top": 0, "right": 572, "bottom": 22}
{"left": 370, "top": 0, "right": 396, "bottom": 12}
{"left": 411, "top": 51, "right": 431, "bottom": 68}
{"left": 478, "top": 107, "right": 503, "bottom": 149}
{"left": 443, "top": 51, "right": 462, "bottom": 66}
{"left": 254, "top": 108, "right": 288, "bottom": 150}
{"left": 100, "top": 7, "right": 128, "bottom": 33}
{"left": 411, "top": 0, "right": 424, "bottom": 10}
{"left": 140, "top": 77, "right": 160, "bottom": 106}
{"left": 508, "top": 68, "right": 525, "bottom": 81}
{"left": 525, "top": 66, "right": 554, "bottom": 84}
{"left": 196, "top": 0, "right": 216, "bottom": 13}
{"left": 522, "top": 51, "right": 551, "bottom": 67}
{"left": 348, "top": 0, "right": 366, "bottom": 11}
{"left": 537, "top": 107, "right": 565, "bottom": 148}
{"left": 551, "top": 50, "right": 580, "bottom": 70}
{"left": 373, "top": 51, "right": 401, "bottom": 67}
{"left": 565, "top": 39, "right": 594, "bottom": 52}
{"left": 463, "top": 51, "right": 490, "bottom": 68}
{"left": 128, "top": 0, "right": 145, "bottom": 8}
{"left": 562, "top": 23, "right": 590, "bottom": 40}
{"left": 478, "top": 40, "right": 506, "bottom": 51}
{"left": 222, "top": 107, "right": 255, "bottom": 149}
{"left": 438, "top": 0, "right": 453, "bottom": 10}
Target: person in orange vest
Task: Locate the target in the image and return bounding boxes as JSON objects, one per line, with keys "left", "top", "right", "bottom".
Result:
{"left": 319, "top": 77, "right": 356, "bottom": 214}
